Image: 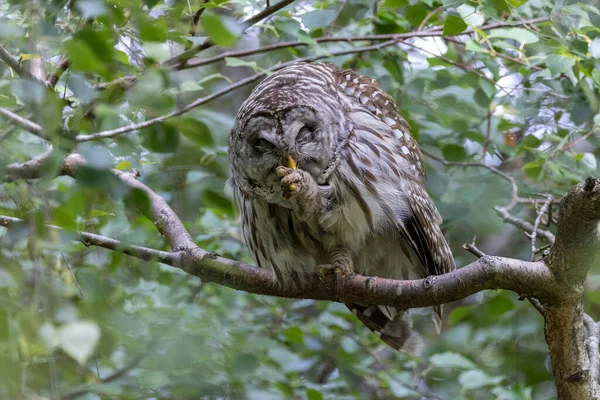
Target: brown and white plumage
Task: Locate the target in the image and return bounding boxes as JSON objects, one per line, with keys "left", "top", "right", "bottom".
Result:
{"left": 228, "top": 62, "right": 455, "bottom": 355}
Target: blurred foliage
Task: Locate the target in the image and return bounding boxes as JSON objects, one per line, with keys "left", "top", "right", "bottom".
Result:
{"left": 0, "top": 0, "right": 599, "bottom": 398}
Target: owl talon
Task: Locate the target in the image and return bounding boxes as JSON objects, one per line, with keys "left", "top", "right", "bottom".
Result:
{"left": 318, "top": 263, "right": 352, "bottom": 282}
{"left": 276, "top": 166, "right": 289, "bottom": 178}
{"left": 278, "top": 168, "right": 307, "bottom": 200}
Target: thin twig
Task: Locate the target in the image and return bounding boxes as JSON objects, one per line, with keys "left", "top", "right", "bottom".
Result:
{"left": 417, "top": 6, "right": 444, "bottom": 31}
{"left": 481, "top": 109, "right": 492, "bottom": 159}
{"left": 60, "top": 347, "right": 148, "bottom": 400}
{"left": 528, "top": 298, "right": 546, "bottom": 316}
{"left": 188, "top": 0, "right": 210, "bottom": 38}
{"left": 77, "top": 39, "right": 402, "bottom": 142}
{"left": 166, "top": 0, "right": 298, "bottom": 67}
{"left": 46, "top": 57, "right": 70, "bottom": 89}
{"left": 0, "top": 215, "right": 176, "bottom": 265}
{"left": 399, "top": 39, "right": 511, "bottom": 96}
{"left": 530, "top": 195, "right": 553, "bottom": 260}
{"left": 0, "top": 107, "right": 47, "bottom": 139}
{"left": 463, "top": 238, "right": 486, "bottom": 258}
{"left": 495, "top": 206, "right": 556, "bottom": 244}
{"left": 422, "top": 149, "right": 519, "bottom": 209}
{"left": 98, "top": 16, "right": 550, "bottom": 90}
{"left": 60, "top": 252, "right": 84, "bottom": 299}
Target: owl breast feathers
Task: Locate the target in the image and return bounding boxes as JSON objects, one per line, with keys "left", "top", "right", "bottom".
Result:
{"left": 228, "top": 62, "right": 455, "bottom": 356}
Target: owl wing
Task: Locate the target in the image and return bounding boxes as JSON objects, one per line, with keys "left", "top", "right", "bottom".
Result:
{"left": 333, "top": 66, "right": 455, "bottom": 277}
{"left": 332, "top": 65, "right": 455, "bottom": 338}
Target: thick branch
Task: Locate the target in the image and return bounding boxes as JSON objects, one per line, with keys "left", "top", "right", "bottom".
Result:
{"left": 0, "top": 44, "right": 29, "bottom": 76}
{"left": 0, "top": 213, "right": 560, "bottom": 308}
{"left": 543, "top": 178, "right": 600, "bottom": 399}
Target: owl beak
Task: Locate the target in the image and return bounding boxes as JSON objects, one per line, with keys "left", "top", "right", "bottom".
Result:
{"left": 287, "top": 155, "right": 297, "bottom": 170}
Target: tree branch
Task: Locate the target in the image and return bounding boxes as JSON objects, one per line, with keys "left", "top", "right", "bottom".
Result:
{"left": 46, "top": 57, "right": 69, "bottom": 89}
{"left": 495, "top": 205, "right": 556, "bottom": 243}
{"left": 0, "top": 107, "right": 46, "bottom": 139}
{"left": 0, "top": 44, "right": 28, "bottom": 77}
{"left": 0, "top": 212, "right": 561, "bottom": 307}
{"left": 99, "top": 16, "right": 550, "bottom": 90}
{"left": 0, "top": 215, "right": 175, "bottom": 266}
{"left": 5, "top": 149, "right": 599, "bottom": 400}
{"left": 165, "top": 0, "right": 298, "bottom": 68}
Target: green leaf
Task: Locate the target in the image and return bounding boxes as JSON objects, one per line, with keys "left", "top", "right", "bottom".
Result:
{"left": 139, "top": 19, "right": 168, "bottom": 42}
{"left": 523, "top": 160, "right": 543, "bottom": 178}
{"left": 202, "top": 13, "right": 241, "bottom": 47}
{"left": 114, "top": 160, "right": 132, "bottom": 171}
{"left": 406, "top": 3, "right": 429, "bottom": 27}
{"left": 58, "top": 321, "right": 101, "bottom": 365}
{"left": 125, "top": 188, "right": 152, "bottom": 217}
{"left": 443, "top": 16, "right": 468, "bottom": 36}
{"left": 459, "top": 370, "right": 504, "bottom": 390}
{"left": 488, "top": 295, "right": 514, "bottom": 317}
{"left": 575, "top": 153, "right": 597, "bottom": 170}
{"left": 448, "top": 306, "right": 473, "bottom": 325}
{"left": 442, "top": 144, "right": 467, "bottom": 161}
{"left": 457, "top": 4, "right": 485, "bottom": 26}
{"left": 546, "top": 55, "right": 575, "bottom": 77}
{"left": 170, "top": 118, "right": 214, "bottom": 147}
{"left": 283, "top": 327, "right": 304, "bottom": 344}
{"left": 64, "top": 40, "right": 109, "bottom": 78}
{"left": 201, "top": 190, "right": 235, "bottom": 217}
{"left": 488, "top": 28, "right": 539, "bottom": 44}
{"left": 306, "top": 389, "right": 324, "bottom": 400}
{"left": 141, "top": 122, "right": 179, "bottom": 153}
{"left": 301, "top": 10, "right": 338, "bottom": 29}
{"left": 520, "top": 134, "right": 542, "bottom": 148}
{"left": 490, "top": 0, "right": 511, "bottom": 13}
{"left": 383, "top": 0, "right": 407, "bottom": 6}
{"left": 143, "top": 42, "right": 171, "bottom": 62}
{"left": 90, "top": 210, "right": 116, "bottom": 218}
{"left": 430, "top": 352, "right": 477, "bottom": 369}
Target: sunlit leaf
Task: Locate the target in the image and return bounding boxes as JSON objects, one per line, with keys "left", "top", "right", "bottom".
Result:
{"left": 58, "top": 321, "right": 101, "bottom": 365}
{"left": 202, "top": 13, "right": 241, "bottom": 47}
{"left": 430, "top": 352, "right": 477, "bottom": 369}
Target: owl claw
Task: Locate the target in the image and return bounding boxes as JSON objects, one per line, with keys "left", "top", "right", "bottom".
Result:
{"left": 277, "top": 166, "right": 306, "bottom": 200}
{"left": 318, "top": 263, "right": 352, "bottom": 282}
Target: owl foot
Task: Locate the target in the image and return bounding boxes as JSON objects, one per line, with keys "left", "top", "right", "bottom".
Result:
{"left": 318, "top": 263, "right": 353, "bottom": 283}
{"left": 276, "top": 166, "right": 308, "bottom": 200}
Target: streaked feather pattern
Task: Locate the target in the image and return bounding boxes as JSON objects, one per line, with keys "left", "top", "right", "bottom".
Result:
{"left": 229, "top": 62, "right": 455, "bottom": 355}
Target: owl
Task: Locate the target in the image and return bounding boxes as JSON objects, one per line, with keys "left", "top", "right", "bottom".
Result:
{"left": 228, "top": 62, "right": 455, "bottom": 355}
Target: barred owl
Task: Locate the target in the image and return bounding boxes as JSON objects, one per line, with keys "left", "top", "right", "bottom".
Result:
{"left": 228, "top": 62, "right": 455, "bottom": 355}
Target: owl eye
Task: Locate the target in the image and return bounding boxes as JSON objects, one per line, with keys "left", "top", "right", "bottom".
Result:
{"left": 254, "top": 138, "right": 276, "bottom": 154}
{"left": 297, "top": 125, "right": 317, "bottom": 142}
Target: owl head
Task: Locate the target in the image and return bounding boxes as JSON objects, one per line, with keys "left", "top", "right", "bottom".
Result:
{"left": 229, "top": 64, "right": 350, "bottom": 206}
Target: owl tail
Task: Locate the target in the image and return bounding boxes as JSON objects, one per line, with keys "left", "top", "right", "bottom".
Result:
{"left": 433, "top": 305, "right": 443, "bottom": 335}
{"left": 347, "top": 303, "right": 424, "bottom": 357}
